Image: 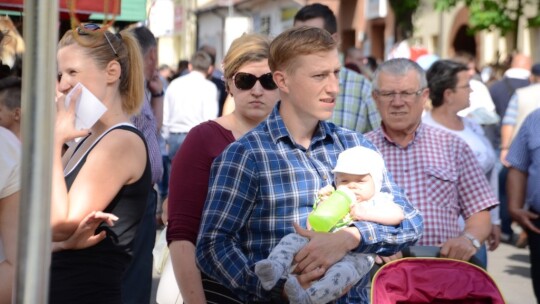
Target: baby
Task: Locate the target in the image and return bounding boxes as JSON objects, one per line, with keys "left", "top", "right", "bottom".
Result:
{"left": 255, "top": 146, "right": 404, "bottom": 304}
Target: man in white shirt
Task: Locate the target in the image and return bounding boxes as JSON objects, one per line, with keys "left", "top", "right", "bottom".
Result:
{"left": 163, "top": 51, "right": 219, "bottom": 161}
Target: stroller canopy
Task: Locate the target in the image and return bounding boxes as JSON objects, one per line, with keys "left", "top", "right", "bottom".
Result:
{"left": 371, "top": 258, "right": 505, "bottom": 304}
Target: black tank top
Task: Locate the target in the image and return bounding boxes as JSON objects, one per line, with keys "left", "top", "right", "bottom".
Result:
{"left": 49, "top": 124, "right": 152, "bottom": 304}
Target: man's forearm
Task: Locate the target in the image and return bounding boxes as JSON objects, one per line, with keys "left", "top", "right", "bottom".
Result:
{"left": 500, "top": 124, "right": 514, "bottom": 149}
{"left": 151, "top": 97, "right": 163, "bottom": 131}
{"left": 507, "top": 168, "right": 527, "bottom": 212}
{"left": 464, "top": 210, "right": 492, "bottom": 243}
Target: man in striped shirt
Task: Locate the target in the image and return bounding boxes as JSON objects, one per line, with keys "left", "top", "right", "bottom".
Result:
{"left": 196, "top": 27, "right": 423, "bottom": 304}
{"left": 366, "top": 58, "right": 498, "bottom": 263}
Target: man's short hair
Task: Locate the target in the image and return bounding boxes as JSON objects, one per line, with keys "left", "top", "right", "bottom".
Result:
{"left": 0, "top": 75, "right": 21, "bottom": 109}
{"left": 372, "top": 58, "right": 427, "bottom": 92}
{"left": 426, "top": 60, "right": 468, "bottom": 108}
{"left": 269, "top": 26, "right": 337, "bottom": 74}
{"left": 190, "top": 51, "right": 212, "bottom": 73}
{"left": 131, "top": 26, "right": 157, "bottom": 55}
{"left": 198, "top": 45, "right": 216, "bottom": 66}
{"left": 294, "top": 3, "right": 337, "bottom": 35}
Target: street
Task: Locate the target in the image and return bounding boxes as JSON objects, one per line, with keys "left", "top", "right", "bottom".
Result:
{"left": 488, "top": 242, "right": 534, "bottom": 304}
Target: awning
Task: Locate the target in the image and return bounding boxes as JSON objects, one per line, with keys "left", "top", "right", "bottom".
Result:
{"left": 0, "top": 0, "right": 121, "bottom": 15}
{"left": 90, "top": 0, "right": 147, "bottom": 22}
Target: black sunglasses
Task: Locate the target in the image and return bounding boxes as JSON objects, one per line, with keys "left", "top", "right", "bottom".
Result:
{"left": 233, "top": 72, "right": 277, "bottom": 90}
{"left": 77, "top": 23, "right": 118, "bottom": 57}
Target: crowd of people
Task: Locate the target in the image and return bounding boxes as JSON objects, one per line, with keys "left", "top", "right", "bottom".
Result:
{"left": 1, "top": 2, "right": 539, "bottom": 303}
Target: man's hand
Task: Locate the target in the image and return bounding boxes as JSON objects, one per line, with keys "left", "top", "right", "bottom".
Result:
{"left": 487, "top": 224, "right": 501, "bottom": 251}
{"left": 509, "top": 208, "right": 540, "bottom": 234}
{"left": 295, "top": 267, "right": 325, "bottom": 289}
{"left": 374, "top": 251, "right": 402, "bottom": 264}
{"left": 500, "top": 149, "right": 510, "bottom": 167}
{"left": 53, "top": 211, "right": 118, "bottom": 252}
{"left": 440, "top": 236, "right": 477, "bottom": 261}
{"left": 292, "top": 223, "right": 357, "bottom": 274}
{"left": 148, "top": 69, "right": 164, "bottom": 96}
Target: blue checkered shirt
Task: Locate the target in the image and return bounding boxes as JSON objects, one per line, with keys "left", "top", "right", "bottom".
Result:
{"left": 330, "top": 68, "right": 381, "bottom": 133}
{"left": 196, "top": 102, "right": 423, "bottom": 303}
{"left": 507, "top": 108, "right": 540, "bottom": 212}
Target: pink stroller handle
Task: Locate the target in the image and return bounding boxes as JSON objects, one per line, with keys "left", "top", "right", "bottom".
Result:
{"left": 402, "top": 245, "right": 484, "bottom": 268}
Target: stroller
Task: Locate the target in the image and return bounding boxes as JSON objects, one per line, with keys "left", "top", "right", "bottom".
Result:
{"left": 371, "top": 246, "right": 506, "bottom": 304}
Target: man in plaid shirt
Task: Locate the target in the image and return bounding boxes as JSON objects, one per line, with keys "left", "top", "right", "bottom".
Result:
{"left": 196, "top": 27, "right": 423, "bottom": 304}
{"left": 366, "top": 58, "right": 498, "bottom": 263}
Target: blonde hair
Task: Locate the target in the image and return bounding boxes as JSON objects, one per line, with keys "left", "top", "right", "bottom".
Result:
{"left": 269, "top": 26, "right": 337, "bottom": 74}
{"left": 0, "top": 16, "right": 24, "bottom": 69}
{"left": 58, "top": 25, "right": 145, "bottom": 115}
{"left": 222, "top": 33, "right": 271, "bottom": 92}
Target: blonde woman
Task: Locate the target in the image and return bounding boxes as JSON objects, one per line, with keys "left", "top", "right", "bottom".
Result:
{"left": 166, "top": 34, "right": 279, "bottom": 303}
{"left": 51, "top": 24, "right": 151, "bottom": 303}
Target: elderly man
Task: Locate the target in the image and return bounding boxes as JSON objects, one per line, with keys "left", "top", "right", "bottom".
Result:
{"left": 365, "top": 58, "right": 498, "bottom": 262}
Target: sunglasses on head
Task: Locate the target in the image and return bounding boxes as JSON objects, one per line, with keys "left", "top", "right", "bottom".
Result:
{"left": 77, "top": 23, "right": 118, "bottom": 57}
{"left": 233, "top": 72, "right": 277, "bottom": 91}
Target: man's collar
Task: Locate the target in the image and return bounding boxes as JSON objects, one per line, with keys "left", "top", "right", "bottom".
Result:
{"left": 380, "top": 122, "right": 424, "bottom": 148}
{"left": 266, "top": 102, "right": 333, "bottom": 146}
{"left": 504, "top": 68, "right": 531, "bottom": 80}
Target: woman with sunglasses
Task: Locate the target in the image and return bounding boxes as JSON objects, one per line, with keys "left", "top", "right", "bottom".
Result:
{"left": 50, "top": 24, "right": 151, "bottom": 303}
{"left": 165, "top": 33, "right": 279, "bottom": 303}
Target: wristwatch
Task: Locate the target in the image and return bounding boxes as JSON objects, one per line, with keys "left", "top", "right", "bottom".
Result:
{"left": 151, "top": 90, "right": 164, "bottom": 98}
{"left": 463, "top": 232, "right": 481, "bottom": 250}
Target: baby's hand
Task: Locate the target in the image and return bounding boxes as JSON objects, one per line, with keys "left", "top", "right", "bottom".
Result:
{"left": 349, "top": 202, "right": 369, "bottom": 221}
{"left": 317, "top": 184, "right": 335, "bottom": 202}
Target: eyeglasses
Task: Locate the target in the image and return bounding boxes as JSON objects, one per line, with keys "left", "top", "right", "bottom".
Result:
{"left": 233, "top": 72, "right": 277, "bottom": 90}
{"left": 77, "top": 23, "right": 118, "bottom": 57}
{"left": 374, "top": 88, "right": 425, "bottom": 102}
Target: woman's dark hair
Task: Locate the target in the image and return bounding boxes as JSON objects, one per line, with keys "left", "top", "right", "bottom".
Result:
{"left": 426, "top": 60, "right": 468, "bottom": 108}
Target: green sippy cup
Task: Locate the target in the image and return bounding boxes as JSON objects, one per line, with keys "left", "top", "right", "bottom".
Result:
{"left": 308, "top": 187, "right": 356, "bottom": 232}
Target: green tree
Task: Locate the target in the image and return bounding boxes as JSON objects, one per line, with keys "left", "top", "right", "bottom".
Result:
{"left": 434, "top": 0, "right": 540, "bottom": 50}
{"left": 389, "top": 0, "right": 421, "bottom": 41}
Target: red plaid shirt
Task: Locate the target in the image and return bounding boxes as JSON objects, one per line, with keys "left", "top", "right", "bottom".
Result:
{"left": 366, "top": 123, "right": 498, "bottom": 246}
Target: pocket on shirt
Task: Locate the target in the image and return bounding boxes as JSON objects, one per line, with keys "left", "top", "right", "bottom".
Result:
{"left": 425, "top": 167, "right": 458, "bottom": 209}
{"left": 529, "top": 135, "right": 540, "bottom": 151}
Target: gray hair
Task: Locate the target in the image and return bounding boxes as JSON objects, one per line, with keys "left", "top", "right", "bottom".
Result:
{"left": 372, "top": 58, "right": 427, "bottom": 91}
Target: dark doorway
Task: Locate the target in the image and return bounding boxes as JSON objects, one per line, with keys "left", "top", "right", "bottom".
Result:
{"left": 452, "top": 25, "right": 476, "bottom": 57}
{"left": 371, "top": 22, "right": 385, "bottom": 62}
